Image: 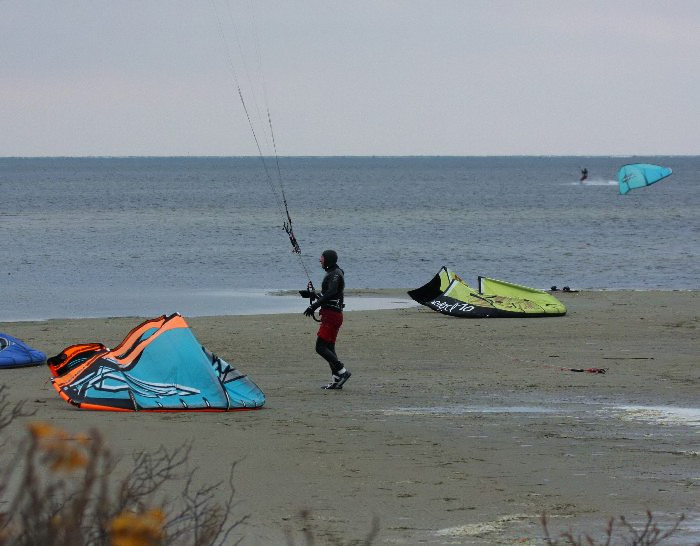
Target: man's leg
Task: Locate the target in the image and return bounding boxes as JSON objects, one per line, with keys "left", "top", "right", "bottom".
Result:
{"left": 316, "top": 336, "right": 343, "bottom": 375}
{"left": 316, "top": 310, "right": 351, "bottom": 389}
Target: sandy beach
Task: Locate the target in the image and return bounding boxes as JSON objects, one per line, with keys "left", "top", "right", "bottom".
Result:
{"left": 1, "top": 290, "right": 698, "bottom": 544}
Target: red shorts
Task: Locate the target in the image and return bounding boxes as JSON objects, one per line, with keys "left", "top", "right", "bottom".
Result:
{"left": 317, "top": 308, "right": 343, "bottom": 343}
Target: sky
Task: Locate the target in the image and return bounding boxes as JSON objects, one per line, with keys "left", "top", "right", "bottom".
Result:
{"left": 2, "top": 1, "right": 699, "bottom": 157}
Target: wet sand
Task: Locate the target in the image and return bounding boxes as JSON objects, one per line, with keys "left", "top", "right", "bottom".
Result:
{"left": 1, "top": 290, "right": 698, "bottom": 544}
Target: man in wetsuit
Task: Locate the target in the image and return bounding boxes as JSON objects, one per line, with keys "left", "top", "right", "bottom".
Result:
{"left": 303, "top": 249, "right": 351, "bottom": 389}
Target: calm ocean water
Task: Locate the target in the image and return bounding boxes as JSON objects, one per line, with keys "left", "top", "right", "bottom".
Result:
{"left": 1, "top": 156, "right": 698, "bottom": 320}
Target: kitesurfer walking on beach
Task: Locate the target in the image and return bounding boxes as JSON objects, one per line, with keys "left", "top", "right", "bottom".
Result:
{"left": 303, "top": 249, "right": 351, "bottom": 389}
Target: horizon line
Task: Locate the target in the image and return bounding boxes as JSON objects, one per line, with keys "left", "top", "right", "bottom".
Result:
{"left": 2, "top": 153, "right": 697, "bottom": 160}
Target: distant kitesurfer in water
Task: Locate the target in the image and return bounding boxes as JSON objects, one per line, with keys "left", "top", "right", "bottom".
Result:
{"left": 580, "top": 168, "right": 588, "bottom": 182}
{"left": 303, "top": 249, "right": 352, "bottom": 389}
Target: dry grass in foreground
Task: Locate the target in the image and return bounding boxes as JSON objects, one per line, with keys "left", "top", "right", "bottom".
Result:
{"left": 0, "top": 384, "right": 379, "bottom": 546}
{"left": 0, "top": 385, "right": 246, "bottom": 545}
{"left": 541, "top": 510, "right": 693, "bottom": 546}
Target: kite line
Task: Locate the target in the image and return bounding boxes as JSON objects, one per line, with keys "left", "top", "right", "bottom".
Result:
{"left": 210, "top": 0, "right": 314, "bottom": 290}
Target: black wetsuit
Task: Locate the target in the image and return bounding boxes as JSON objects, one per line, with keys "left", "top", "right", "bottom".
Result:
{"left": 311, "top": 265, "right": 345, "bottom": 374}
{"left": 311, "top": 265, "right": 345, "bottom": 312}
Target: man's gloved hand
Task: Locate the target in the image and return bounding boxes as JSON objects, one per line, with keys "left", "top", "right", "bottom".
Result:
{"left": 299, "top": 290, "right": 317, "bottom": 301}
{"left": 303, "top": 306, "right": 315, "bottom": 317}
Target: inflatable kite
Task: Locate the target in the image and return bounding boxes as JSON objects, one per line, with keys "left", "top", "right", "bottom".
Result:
{"left": 617, "top": 163, "right": 672, "bottom": 195}
{"left": 0, "top": 333, "right": 46, "bottom": 368}
{"left": 47, "top": 313, "right": 265, "bottom": 411}
{"left": 408, "top": 267, "right": 566, "bottom": 318}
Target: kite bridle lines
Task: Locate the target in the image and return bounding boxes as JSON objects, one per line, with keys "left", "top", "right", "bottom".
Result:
{"left": 211, "top": 0, "right": 314, "bottom": 289}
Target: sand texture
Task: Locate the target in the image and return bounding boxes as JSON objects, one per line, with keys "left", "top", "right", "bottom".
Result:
{"left": 1, "top": 290, "right": 698, "bottom": 544}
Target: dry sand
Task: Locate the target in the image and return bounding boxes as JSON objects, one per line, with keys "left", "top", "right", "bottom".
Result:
{"left": 1, "top": 290, "right": 698, "bottom": 544}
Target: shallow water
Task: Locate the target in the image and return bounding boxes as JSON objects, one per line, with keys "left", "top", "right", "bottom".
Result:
{"left": 611, "top": 404, "right": 700, "bottom": 428}
{"left": 0, "top": 288, "right": 418, "bottom": 322}
{"left": 381, "top": 405, "right": 557, "bottom": 416}
{"left": 380, "top": 398, "right": 700, "bottom": 437}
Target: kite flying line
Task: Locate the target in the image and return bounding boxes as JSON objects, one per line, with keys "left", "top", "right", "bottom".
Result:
{"left": 210, "top": 0, "right": 315, "bottom": 291}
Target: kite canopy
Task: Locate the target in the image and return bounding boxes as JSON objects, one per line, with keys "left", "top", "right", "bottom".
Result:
{"left": 0, "top": 333, "right": 46, "bottom": 368}
{"left": 48, "top": 313, "right": 265, "bottom": 411}
{"left": 617, "top": 163, "right": 672, "bottom": 195}
{"left": 408, "top": 267, "right": 566, "bottom": 318}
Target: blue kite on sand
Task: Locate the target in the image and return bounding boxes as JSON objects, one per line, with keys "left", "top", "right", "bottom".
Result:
{"left": 0, "top": 333, "right": 47, "bottom": 368}
{"left": 48, "top": 313, "right": 265, "bottom": 411}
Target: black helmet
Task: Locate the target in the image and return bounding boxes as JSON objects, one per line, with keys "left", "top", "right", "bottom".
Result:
{"left": 321, "top": 249, "right": 338, "bottom": 269}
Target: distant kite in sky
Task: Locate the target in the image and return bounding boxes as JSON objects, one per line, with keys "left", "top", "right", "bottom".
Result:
{"left": 617, "top": 164, "right": 673, "bottom": 195}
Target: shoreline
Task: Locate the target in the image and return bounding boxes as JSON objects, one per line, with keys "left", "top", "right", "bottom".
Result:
{"left": 3, "top": 287, "right": 699, "bottom": 324}
{"left": 0, "top": 288, "right": 419, "bottom": 323}
{"left": 1, "top": 289, "right": 699, "bottom": 543}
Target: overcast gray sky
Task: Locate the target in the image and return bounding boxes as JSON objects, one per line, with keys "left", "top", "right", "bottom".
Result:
{"left": 2, "top": 1, "right": 699, "bottom": 157}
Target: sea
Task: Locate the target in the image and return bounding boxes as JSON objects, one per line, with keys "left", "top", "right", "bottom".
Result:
{"left": 1, "top": 156, "right": 698, "bottom": 321}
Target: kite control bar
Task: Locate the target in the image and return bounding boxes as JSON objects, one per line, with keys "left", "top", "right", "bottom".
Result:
{"left": 300, "top": 281, "right": 321, "bottom": 322}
